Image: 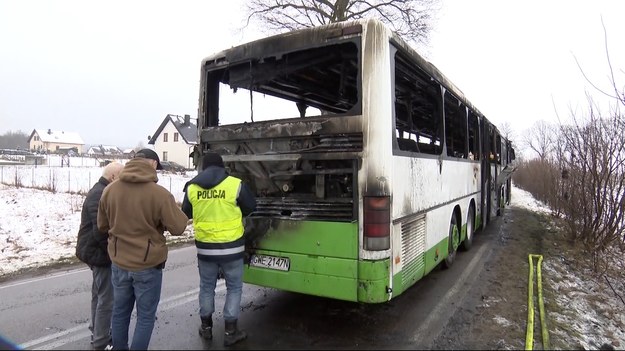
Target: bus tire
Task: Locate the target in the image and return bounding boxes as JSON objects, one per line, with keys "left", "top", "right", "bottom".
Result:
{"left": 443, "top": 214, "right": 460, "bottom": 269}
{"left": 460, "top": 205, "right": 475, "bottom": 251}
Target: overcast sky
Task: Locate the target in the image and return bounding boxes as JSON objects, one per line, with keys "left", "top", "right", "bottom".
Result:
{"left": 1, "top": 0, "right": 624, "bottom": 148}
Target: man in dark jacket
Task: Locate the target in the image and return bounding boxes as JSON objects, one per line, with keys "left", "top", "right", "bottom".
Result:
{"left": 76, "top": 161, "right": 123, "bottom": 350}
{"left": 182, "top": 152, "right": 256, "bottom": 347}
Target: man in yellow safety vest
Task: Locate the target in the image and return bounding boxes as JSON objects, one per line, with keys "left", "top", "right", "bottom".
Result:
{"left": 181, "top": 152, "right": 256, "bottom": 347}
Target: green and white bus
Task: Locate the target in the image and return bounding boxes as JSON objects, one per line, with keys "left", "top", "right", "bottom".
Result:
{"left": 195, "top": 18, "right": 515, "bottom": 303}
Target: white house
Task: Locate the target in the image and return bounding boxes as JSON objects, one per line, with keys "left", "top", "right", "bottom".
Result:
{"left": 86, "top": 145, "right": 123, "bottom": 156}
{"left": 148, "top": 114, "right": 197, "bottom": 168}
{"left": 28, "top": 129, "right": 85, "bottom": 154}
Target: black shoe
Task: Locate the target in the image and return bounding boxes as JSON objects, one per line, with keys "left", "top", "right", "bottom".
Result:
{"left": 224, "top": 320, "right": 246, "bottom": 346}
{"left": 199, "top": 315, "right": 213, "bottom": 340}
{"left": 199, "top": 325, "right": 213, "bottom": 340}
{"left": 224, "top": 329, "right": 246, "bottom": 346}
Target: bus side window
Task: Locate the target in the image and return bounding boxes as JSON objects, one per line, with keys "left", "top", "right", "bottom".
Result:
{"left": 468, "top": 111, "right": 480, "bottom": 161}
{"left": 394, "top": 49, "right": 441, "bottom": 156}
{"left": 443, "top": 91, "right": 468, "bottom": 159}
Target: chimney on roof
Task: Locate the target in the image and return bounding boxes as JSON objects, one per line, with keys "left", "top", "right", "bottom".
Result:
{"left": 184, "top": 114, "right": 190, "bottom": 126}
{"left": 47, "top": 129, "right": 52, "bottom": 134}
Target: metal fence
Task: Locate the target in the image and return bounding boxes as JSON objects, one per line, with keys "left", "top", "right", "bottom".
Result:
{"left": 0, "top": 163, "right": 196, "bottom": 203}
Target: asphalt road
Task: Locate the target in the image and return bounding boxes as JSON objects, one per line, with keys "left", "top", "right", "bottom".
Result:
{"left": 0, "top": 217, "right": 503, "bottom": 350}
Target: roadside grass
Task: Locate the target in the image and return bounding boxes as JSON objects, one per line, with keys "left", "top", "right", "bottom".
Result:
{"left": 537, "top": 213, "right": 625, "bottom": 350}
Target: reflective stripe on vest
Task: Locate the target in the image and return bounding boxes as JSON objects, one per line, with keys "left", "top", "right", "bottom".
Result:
{"left": 187, "top": 176, "right": 243, "bottom": 244}
{"left": 196, "top": 245, "right": 245, "bottom": 256}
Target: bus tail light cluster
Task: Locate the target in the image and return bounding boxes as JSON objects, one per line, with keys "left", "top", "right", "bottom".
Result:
{"left": 364, "top": 196, "right": 390, "bottom": 251}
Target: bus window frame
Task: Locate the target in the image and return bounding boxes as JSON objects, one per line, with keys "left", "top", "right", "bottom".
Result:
{"left": 200, "top": 37, "right": 364, "bottom": 128}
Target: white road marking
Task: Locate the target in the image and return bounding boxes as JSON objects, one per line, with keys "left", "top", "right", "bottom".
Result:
{"left": 0, "top": 268, "right": 90, "bottom": 290}
{"left": 409, "top": 243, "right": 489, "bottom": 343}
{"left": 20, "top": 279, "right": 225, "bottom": 350}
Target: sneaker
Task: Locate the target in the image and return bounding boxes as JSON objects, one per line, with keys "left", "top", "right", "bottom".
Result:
{"left": 103, "top": 346, "right": 113, "bottom": 351}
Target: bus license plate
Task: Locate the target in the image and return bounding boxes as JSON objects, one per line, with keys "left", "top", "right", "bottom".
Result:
{"left": 250, "top": 254, "right": 290, "bottom": 271}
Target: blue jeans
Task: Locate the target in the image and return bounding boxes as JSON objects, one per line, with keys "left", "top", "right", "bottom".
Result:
{"left": 198, "top": 258, "right": 244, "bottom": 322}
{"left": 111, "top": 263, "right": 163, "bottom": 350}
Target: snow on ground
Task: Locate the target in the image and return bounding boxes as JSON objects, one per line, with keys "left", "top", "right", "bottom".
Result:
{"left": 0, "top": 186, "right": 85, "bottom": 276}
{"left": 510, "top": 185, "right": 625, "bottom": 350}
{"left": 508, "top": 185, "right": 552, "bottom": 215}
{"left": 0, "top": 166, "right": 196, "bottom": 277}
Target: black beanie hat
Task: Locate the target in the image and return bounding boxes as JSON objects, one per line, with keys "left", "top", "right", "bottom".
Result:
{"left": 202, "top": 152, "right": 224, "bottom": 170}
{"left": 135, "top": 148, "right": 163, "bottom": 170}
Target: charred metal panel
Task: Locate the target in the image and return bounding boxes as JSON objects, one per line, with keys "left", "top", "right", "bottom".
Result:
{"left": 201, "top": 128, "right": 362, "bottom": 223}
{"left": 199, "top": 115, "right": 364, "bottom": 142}
{"left": 203, "top": 23, "right": 363, "bottom": 67}
{"left": 225, "top": 155, "right": 359, "bottom": 223}
{"left": 197, "top": 21, "right": 367, "bottom": 228}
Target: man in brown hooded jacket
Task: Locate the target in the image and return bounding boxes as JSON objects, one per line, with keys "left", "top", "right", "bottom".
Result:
{"left": 97, "top": 148, "right": 188, "bottom": 350}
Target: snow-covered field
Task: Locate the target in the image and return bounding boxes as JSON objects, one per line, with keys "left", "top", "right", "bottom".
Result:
{"left": 0, "top": 155, "right": 195, "bottom": 202}
{"left": 0, "top": 162, "right": 197, "bottom": 277}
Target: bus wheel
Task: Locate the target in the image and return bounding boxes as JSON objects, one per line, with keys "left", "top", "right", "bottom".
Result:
{"left": 443, "top": 214, "right": 460, "bottom": 269}
{"left": 460, "top": 206, "right": 475, "bottom": 251}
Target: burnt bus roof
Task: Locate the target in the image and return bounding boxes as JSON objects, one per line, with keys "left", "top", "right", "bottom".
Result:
{"left": 200, "top": 18, "right": 500, "bottom": 137}
{"left": 201, "top": 19, "right": 367, "bottom": 67}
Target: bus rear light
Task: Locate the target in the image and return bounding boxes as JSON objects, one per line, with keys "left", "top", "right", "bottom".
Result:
{"left": 364, "top": 196, "right": 390, "bottom": 250}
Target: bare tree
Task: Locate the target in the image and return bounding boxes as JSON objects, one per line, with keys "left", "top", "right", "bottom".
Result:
{"left": 134, "top": 141, "right": 146, "bottom": 152}
{"left": 555, "top": 18, "right": 625, "bottom": 271}
{"left": 0, "top": 130, "right": 29, "bottom": 149}
{"left": 522, "top": 120, "right": 556, "bottom": 161}
{"left": 498, "top": 121, "right": 512, "bottom": 139}
{"left": 245, "top": 0, "right": 440, "bottom": 47}
{"left": 558, "top": 97, "right": 625, "bottom": 271}
{"left": 514, "top": 18, "right": 625, "bottom": 272}
{"left": 498, "top": 121, "right": 518, "bottom": 154}
{"left": 512, "top": 156, "right": 567, "bottom": 215}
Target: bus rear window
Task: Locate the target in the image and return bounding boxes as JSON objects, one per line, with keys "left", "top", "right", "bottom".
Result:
{"left": 203, "top": 41, "right": 361, "bottom": 126}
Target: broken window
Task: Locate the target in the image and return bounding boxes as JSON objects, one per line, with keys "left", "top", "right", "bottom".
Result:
{"left": 489, "top": 128, "right": 502, "bottom": 164}
{"left": 468, "top": 111, "right": 480, "bottom": 160}
{"left": 198, "top": 39, "right": 362, "bottom": 222}
{"left": 443, "top": 91, "right": 468, "bottom": 159}
{"left": 202, "top": 41, "right": 361, "bottom": 126}
{"left": 393, "top": 48, "right": 442, "bottom": 155}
